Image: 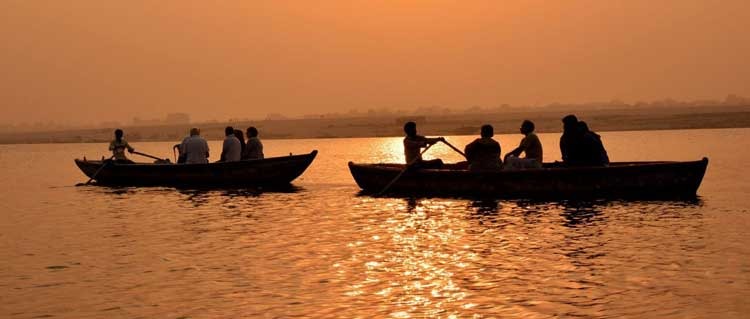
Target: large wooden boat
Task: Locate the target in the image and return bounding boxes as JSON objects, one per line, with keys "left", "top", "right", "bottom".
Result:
{"left": 348, "top": 158, "right": 709, "bottom": 199}
{"left": 75, "top": 150, "right": 317, "bottom": 186}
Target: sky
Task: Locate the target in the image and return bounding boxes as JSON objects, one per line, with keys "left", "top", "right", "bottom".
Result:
{"left": 1, "top": 0, "right": 749, "bottom": 126}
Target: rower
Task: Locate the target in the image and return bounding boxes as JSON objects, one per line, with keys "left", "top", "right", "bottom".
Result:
{"left": 403, "top": 121, "right": 444, "bottom": 169}
{"left": 109, "top": 129, "right": 135, "bottom": 163}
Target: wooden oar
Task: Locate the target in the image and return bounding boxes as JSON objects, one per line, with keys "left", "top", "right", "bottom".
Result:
{"left": 76, "top": 156, "right": 114, "bottom": 186}
{"left": 440, "top": 139, "right": 467, "bottom": 158}
{"left": 132, "top": 151, "right": 170, "bottom": 163}
{"left": 376, "top": 143, "right": 435, "bottom": 196}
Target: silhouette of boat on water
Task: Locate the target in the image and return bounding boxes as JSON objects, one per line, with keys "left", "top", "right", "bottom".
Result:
{"left": 75, "top": 150, "right": 317, "bottom": 186}
{"left": 349, "top": 158, "right": 709, "bottom": 199}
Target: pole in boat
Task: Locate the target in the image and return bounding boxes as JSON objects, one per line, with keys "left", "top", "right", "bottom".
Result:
{"left": 76, "top": 156, "right": 114, "bottom": 186}
{"left": 376, "top": 142, "right": 435, "bottom": 196}
{"left": 440, "top": 139, "right": 467, "bottom": 159}
{"left": 132, "top": 151, "right": 170, "bottom": 163}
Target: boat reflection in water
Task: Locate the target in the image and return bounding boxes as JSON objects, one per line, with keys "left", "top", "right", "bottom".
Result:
{"left": 336, "top": 196, "right": 703, "bottom": 318}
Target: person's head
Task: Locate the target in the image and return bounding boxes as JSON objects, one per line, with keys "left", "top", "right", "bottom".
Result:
{"left": 234, "top": 129, "right": 245, "bottom": 142}
{"left": 480, "top": 124, "right": 494, "bottom": 138}
{"left": 246, "top": 126, "right": 258, "bottom": 137}
{"left": 562, "top": 114, "right": 578, "bottom": 132}
{"left": 189, "top": 128, "right": 200, "bottom": 136}
{"left": 114, "top": 129, "right": 123, "bottom": 141}
{"left": 225, "top": 126, "right": 234, "bottom": 136}
{"left": 578, "top": 121, "right": 590, "bottom": 133}
{"left": 403, "top": 121, "right": 417, "bottom": 137}
{"left": 520, "top": 120, "right": 535, "bottom": 135}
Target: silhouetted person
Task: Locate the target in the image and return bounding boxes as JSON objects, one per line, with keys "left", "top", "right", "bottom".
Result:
{"left": 178, "top": 128, "right": 209, "bottom": 164}
{"left": 464, "top": 124, "right": 502, "bottom": 171}
{"left": 244, "top": 126, "right": 264, "bottom": 160}
{"left": 109, "top": 129, "right": 135, "bottom": 163}
{"left": 219, "top": 126, "right": 241, "bottom": 162}
{"left": 403, "top": 121, "right": 444, "bottom": 169}
{"left": 578, "top": 121, "right": 609, "bottom": 166}
{"left": 560, "top": 114, "right": 582, "bottom": 164}
{"left": 234, "top": 129, "right": 246, "bottom": 156}
{"left": 504, "top": 120, "right": 543, "bottom": 169}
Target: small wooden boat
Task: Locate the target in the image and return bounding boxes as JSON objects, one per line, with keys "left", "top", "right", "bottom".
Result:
{"left": 349, "top": 158, "right": 709, "bottom": 199}
{"left": 75, "top": 150, "right": 317, "bottom": 186}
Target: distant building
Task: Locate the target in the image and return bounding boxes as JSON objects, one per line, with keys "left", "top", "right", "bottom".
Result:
{"left": 265, "top": 113, "right": 289, "bottom": 121}
{"left": 395, "top": 116, "right": 426, "bottom": 125}
{"left": 165, "top": 113, "right": 190, "bottom": 125}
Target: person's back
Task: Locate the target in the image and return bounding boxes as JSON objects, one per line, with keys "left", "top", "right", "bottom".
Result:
{"left": 579, "top": 122, "right": 609, "bottom": 166}
{"left": 560, "top": 115, "right": 582, "bottom": 164}
{"left": 221, "top": 126, "right": 242, "bottom": 162}
{"left": 465, "top": 125, "right": 502, "bottom": 171}
{"left": 182, "top": 134, "right": 210, "bottom": 164}
{"left": 244, "top": 127, "right": 264, "bottom": 160}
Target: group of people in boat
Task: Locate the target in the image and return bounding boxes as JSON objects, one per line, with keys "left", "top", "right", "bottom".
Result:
{"left": 107, "top": 126, "right": 264, "bottom": 164}
{"left": 106, "top": 114, "right": 607, "bottom": 170}
{"left": 402, "top": 114, "right": 608, "bottom": 171}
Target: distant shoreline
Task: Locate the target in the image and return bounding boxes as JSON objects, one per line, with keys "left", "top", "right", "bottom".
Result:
{"left": 1, "top": 106, "right": 749, "bottom": 145}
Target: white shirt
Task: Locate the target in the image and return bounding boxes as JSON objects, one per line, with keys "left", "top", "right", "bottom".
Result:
{"left": 222, "top": 135, "right": 242, "bottom": 162}
{"left": 244, "top": 137, "right": 264, "bottom": 159}
{"left": 181, "top": 135, "right": 210, "bottom": 164}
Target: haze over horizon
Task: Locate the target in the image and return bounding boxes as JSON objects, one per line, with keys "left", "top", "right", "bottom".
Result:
{"left": 2, "top": 1, "right": 749, "bottom": 126}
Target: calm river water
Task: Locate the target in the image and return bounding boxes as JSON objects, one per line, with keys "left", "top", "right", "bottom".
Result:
{"left": 1, "top": 128, "right": 749, "bottom": 318}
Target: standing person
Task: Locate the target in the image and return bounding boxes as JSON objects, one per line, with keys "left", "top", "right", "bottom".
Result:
{"left": 403, "top": 121, "right": 444, "bottom": 169}
{"left": 109, "top": 129, "right": 135, "bottom": 163}
{"left": 180, "top": 128, "right": 210, "bottom": 164}
{"left": 464, "top": 124, "right": 502, "bottom": 171}
{"left": 234, "top": 129, "right": 246, "bottom": 157}
{"left": 219, "top": 126, "right": 241, "bottom": 162}
{"left": 504, "top": 120, "right": 543, "bottom": 169}
{"left": 244, "top": 126, "right": 264, "bottom": 160}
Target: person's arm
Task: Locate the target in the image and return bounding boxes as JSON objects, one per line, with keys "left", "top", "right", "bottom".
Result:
{"left": 505, "top": 139, "right": 526, "bottom": 159}
{"left": 125, "top": 141, "right": 135, "bottom": 153}
{"left": 108, "top": 142, "right": 115, "bottom": 151}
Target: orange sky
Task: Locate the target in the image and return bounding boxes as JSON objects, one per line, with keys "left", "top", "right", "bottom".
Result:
{"left": 1, "top": 1, "right": 749, "bottom": 125}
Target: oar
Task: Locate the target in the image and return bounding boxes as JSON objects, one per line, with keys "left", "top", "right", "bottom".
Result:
{"left": 440, "top": 139, "right": 467, "bottom": 158}
{"left": 76, "top": 156, "right": 114, "bottom": 186}
{"left": 376, "top": 143, "right": 435, "bottom": 196}
{"left": 132, "top": 151, "right": 169, "bottom": 163}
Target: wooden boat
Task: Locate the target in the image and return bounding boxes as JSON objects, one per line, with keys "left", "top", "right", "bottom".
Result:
{"left": 75, "top": 150, "right": 317, "bottom": 186}
{"left": 348, "top": 158, "right": 709, "bottom": 199}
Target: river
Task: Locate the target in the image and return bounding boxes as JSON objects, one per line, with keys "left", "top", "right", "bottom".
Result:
{"left": 1, "top": 128, "right": 748, "bottom": 318}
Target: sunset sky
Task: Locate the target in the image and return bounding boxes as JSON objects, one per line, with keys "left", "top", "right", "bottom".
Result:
{"left": 1, "top": 1, "right": 749, "bottom": 126}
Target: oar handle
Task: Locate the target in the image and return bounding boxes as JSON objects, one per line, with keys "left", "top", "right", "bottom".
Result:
{"left": 440, "top": 139, "right": 467, "bottom": 158}
{"left": 132, "top": 151, "right": 166, "bottom": 161}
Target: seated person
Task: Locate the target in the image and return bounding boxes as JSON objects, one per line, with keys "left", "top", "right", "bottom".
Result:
{"left": 464, "top": 124, "right": 502, "bottom": 171}
{"left": 219, "top": 126, "right": 242, "bottom": 162}
{"left": 578, "top": 121, "right": 609, "bottom": 166}
{"left": 504, "top": 120, "right": 543, "bottom": 169}
{"left": 243, "top": 126, "right": 264, "bottom": 160}
{"left": 109, "top": 129, "right": 135, "bottom": 163}
{"left": 234, "top": 129, "right": 246, "bottom": 156}
{"left": 403, "top": 121, "right": 444, "bottom": 169}
{"left": 559, "top": 114, "right": 583, "bottom": 165}
{"left": 179, "top": 128, "right": 210, "bottom": 164}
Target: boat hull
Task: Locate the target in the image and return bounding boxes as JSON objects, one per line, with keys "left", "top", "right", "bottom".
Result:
{"left": 75, "top": 151, "right": 317, "bottom": 186}
{"left": 348, "top": 158, "right": 709, "bottom": 199}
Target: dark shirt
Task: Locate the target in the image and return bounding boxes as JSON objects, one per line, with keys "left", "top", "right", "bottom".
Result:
{"left": 465, "top": 137, "right": 502, "bottom": 171}
{"left": 561, "top": 130, "right": 608, "bottom": 166}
